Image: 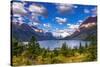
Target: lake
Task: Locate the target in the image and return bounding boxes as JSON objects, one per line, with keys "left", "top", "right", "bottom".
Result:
{"left": 23, "top": 40, "right": 90, "bottom": 50}
{"left": 38, "top": 40, "right": 90, "bottom": 50}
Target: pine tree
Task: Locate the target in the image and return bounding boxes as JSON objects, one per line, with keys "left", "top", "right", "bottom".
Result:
{"left": 27, "top": 36, "right": 41, "bottom": 59}
{"left": 79, "top": 42, "right": 83, "bottom": 54}
{"left": 53, "top": 48, "right": 59, "bottom": 56}
{"left": 61, "top": 42, "right": 69, "bottom": 56}
{"left": 85, "top": 42, "right": 88, "bottom": 48}
{"left": 12, "top": 37, "right": 23, "bottom": 56}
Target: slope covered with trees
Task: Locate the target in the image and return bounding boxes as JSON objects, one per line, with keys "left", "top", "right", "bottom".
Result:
{"left": 12, "top": 35, "right": 97, "bottom": 66}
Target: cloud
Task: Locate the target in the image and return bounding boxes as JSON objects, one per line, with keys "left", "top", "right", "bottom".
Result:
{"left": 68, "top": 24, "right": 80, "bottom": 29}
{"left": 12, "top": 17, "right": 18, "bottom": 23}
{"left": 43, "top": 23, "right": 51, "bottom": 28}
{"left": 27, "top": 15, "right": 40, "bottom": 27}
{"left": 78, "top": 20, "right": 83, "bottom": 23}
{"left": 28, "top": 3, "right": 47, "bottom": 16}
{"left": 55, "top": 17, "right": 67, "bottom": 24}
{"left": 67, "top": 23, "right": 71, "bottom": 26}
{"left": 84, "top": 9, "right": 90, "bottom": 14}
{"left": 56, "top": 3, "right": 77, "bottom": 13}
{"left": 26, "top": 3, "right": 48, "bottom": 26}
{"left": 12, "top": 17, "right": 25, "bottom": 25}
{"left": 28, "top": 22, "right": 40, "bottom": 26}
{"left": 52, "top": 29, "right": 73, "bottom": 38}
{"left": 13, "top": 14, "right": 23, "bottom": 21}
{"left": 31, "top": 13, "right": 40, "bottom": 22}
{"left": 74, "top": 5, "right": 78, "bottom": 8}
{"left": 12, "top": 2, "right": 27, "bottom": 15}
{"left": 67, "top": 23, "right": 81, "bottom": 33}
{"left": 83, "top": 7, "right": 97, "bottom": 17}
{"left": 12, "top": 14, "right": 25, "bottom": 25}
{"left": 67, "top": 23, "right": 80, "bottom": 30}
{"left": 91, "top": 7, "right": 97, "bottom": 17}
{"left": 13, "top": 14, "right": 21, "bottom": 17}
{"left": 32, "top": 22, "right": 39, "bottom": 26}
{"left": 53, "top": 31, "right": 70, "bottom": 38}
{"left": 78, "top": 20, "right": 84, "bottom": 25}
{"left": 12, "top": 2, "right": 48, "bottom": 25}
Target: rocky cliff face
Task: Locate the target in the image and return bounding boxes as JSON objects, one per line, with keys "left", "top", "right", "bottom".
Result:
{"left": 65, "top": 16, "right": 97, "bottom": 40}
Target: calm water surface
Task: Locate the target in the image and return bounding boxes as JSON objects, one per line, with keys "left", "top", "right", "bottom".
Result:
{"left": 38, "top": 40, "right": 90, "bottom": 50}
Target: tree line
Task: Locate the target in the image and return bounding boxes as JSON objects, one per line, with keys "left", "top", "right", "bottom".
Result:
{"left": 12, "top": 36, "right": 97, "bottom": 66}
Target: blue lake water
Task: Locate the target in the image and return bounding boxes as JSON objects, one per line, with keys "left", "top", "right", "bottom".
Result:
{"left": 38, "top": 40, "right": 90, "bottom": 50}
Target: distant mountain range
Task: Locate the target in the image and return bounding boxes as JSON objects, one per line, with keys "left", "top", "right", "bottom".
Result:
{"left": 64, "top": 16, "right": 97, "bottom": 40}
{"left": 12, "top": 16, "right": 97, "bottom": 41}
{"left": 12, "top": 22, "right": 56, "bottom": 41}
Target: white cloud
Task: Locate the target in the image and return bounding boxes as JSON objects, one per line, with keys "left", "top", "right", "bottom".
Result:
{"left": 55, "top": 17, "right": 67, "bottom": 24}
{"left": 28, "top": 22, "right": 39, "bottom": 26}
{"left": 18, "top": 20, "right": 24, "bottom": 25}
{"left": 91, "top": 7, "right": 97, "bottom": 17}
{"left": 13, "top": 14, "right": 22, "bottom": 20}
{"left": 83, "top": 7, "right": 97, "bottom": 17}
{"left": 78, "top": 20, "right": 83, "bottom": 23}
{"left": 12, "top": 17, "right": 18, "bottom": 23}
{"left": 27, "top": 3, "right": 48, "bottom": 26}
{"left": 33, "top": 22, "right": 39, "bottom": 26}
{"left": 74, "top": 5, "right": 78, "bottom": 8}
{"left": 84, "top": 9, "right": 90, "bottom": 14}
{"left": 12, "top": 17, "right": 24, "bottom": 25}
{"left": 43, "top": 23, "right": 51, "bottom": 28}
{"left": 52, "top": 22, "right": 81, "bottom": 38}
{"left": 13, "top": 14, "right": 21, "bottom": 17}
{"left": 56, "top": 3, "right": 77, "bottom": 13}
{"left": 61, "top": 32, "right": 70, "bottom": 38}
{"left": 27, "top": 12, "right": 41, "bottom": 26}
{"left": 67, "top": 23, "right": 83, "bottom": 32}
{"left": 29, "top": 4, "right": 47, "bottom": 16}
{"left": 64, "top": 29, "right": 75, "bottom": 34}
{"left": 66, "top": 23, "right": 80, "bottom": 33}
{"left": 52, "top": 29, "right": 72, "bottom": 38}
{"left": 31, "top": 13, "right": 40, "bottom": 22}
{"left": 68, "top": 24, "right": 80, "bottom": 29}
{"left": 14, "top": 14, "right": 23, "bottom": 21}
{"left": 12, "top": 14, "right": 24, "bottom": 25}
{"left": 67, "top": 23, "right": 71, "bottom": 26}
{"left": 18, "top": 16, "right": 23, "bottom": 21}
{"left": 12, "top": 2, "right": 27, "bottom": 15}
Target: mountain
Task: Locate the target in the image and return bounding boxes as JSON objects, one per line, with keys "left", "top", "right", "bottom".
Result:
{"left": 12, "top": 22, "right": 56, "bottom": 41}
{"left": 64, "top": 16, "right": 97, "bottom": 40}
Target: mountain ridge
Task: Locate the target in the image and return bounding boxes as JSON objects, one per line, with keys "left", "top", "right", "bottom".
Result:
{"left": 12, "top": 22, "right": 56, "bottom": 41}
{"left": 64, "top": 16, "right": 97, "bottom": 40}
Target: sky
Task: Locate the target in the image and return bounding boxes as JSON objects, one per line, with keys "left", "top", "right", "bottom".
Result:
{"left": 11, "top": 1, "right": 97, "bottom": 38}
